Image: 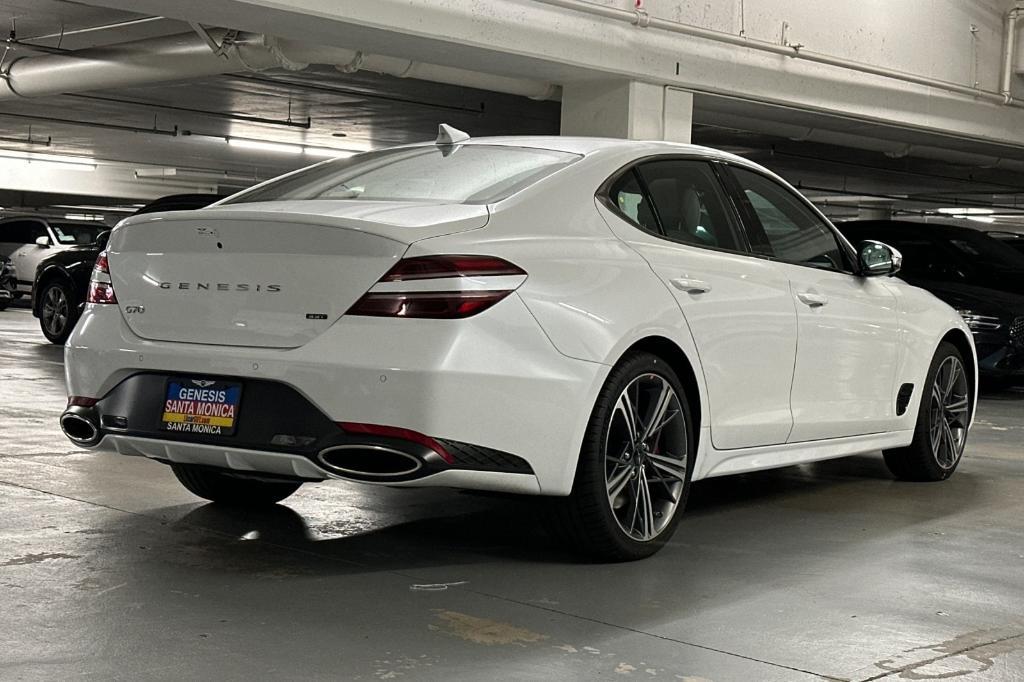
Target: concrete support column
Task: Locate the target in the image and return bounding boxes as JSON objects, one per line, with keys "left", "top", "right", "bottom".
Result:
{"left": 560, "top": 80, "right": 693, "bottom": 142}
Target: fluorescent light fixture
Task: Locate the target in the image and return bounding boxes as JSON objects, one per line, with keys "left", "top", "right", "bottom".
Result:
{"left": 303, "top": 146, "right": 357, "bottom": 158}
{"left": 228, "top": 138, "right": 302, "bottom": 154}
{"left": 966, "top": 216, "right": 996, "bottom": 224}
{"left": 64, "top": 213, "right": 105, "bottom": 221}
{"left": 936, "top": 207, "right": 994, "bottom": 215}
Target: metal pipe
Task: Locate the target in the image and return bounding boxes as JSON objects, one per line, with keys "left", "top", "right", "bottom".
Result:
{"left": 1001, "top": 7, "right": 1023, "bottom": 103}
{"left": 20, "top": 17, "right": 168, "bottom": 43}
{"left": 0, "top": 30, "right": 560, "bottom": 102}
{"left": 536, "top": 0, "right": 1024, "bottom": 109}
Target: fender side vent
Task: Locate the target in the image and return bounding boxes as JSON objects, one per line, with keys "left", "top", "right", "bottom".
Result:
{"left": 896, "top": 383, "right": 914, "bottom": 416}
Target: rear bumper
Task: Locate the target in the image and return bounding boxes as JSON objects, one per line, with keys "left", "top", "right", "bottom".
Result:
{"left": 65, "top": 297, "right": 607, "bottom": 494}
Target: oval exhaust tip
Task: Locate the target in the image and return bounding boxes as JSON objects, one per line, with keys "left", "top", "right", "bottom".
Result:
{"left": 61, "top": 412, "right": 100, "bottom": 445}
{"left": 317, "top": 445, "right": 423, "bottom": 478}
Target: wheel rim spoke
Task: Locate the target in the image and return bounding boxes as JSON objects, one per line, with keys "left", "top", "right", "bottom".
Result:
{"left": 929, "top": 356, "right": 969, "bottom": 469}
{"left": 604, "top": 372, "right": 689, "bottom": 543}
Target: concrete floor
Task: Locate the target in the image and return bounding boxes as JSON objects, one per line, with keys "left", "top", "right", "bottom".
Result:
{"left": 2, "top": 305, "right": 1023, "bottom": 681}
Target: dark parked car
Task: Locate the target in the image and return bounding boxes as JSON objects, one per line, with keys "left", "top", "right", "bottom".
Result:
{"left": 0, "top": 255, "right": 16, "bottom": 310}
{"left": 32, "top": 194, "right": 224, "bottom": 343}
{"left": 988, "top": 230, "right": 1024, "bottom": 256}
{"left": 838, "top": 220, "right": 1024, "bottom": 385}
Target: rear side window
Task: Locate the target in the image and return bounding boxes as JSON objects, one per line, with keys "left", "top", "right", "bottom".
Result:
{"left": 225, "top": 145, "right": 581, "bottom": 205}
{"left": 609, "top": 172, "right": 658, "bottom": 232}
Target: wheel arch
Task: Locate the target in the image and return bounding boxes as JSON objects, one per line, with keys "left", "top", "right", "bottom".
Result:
{"left": 940, "top": 327, "right": 977, "bottom": 421}
{"left": 617, "top": 335, "right": 704, "bottom": 451}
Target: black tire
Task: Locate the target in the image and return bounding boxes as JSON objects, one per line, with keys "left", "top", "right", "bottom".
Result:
{"left": 170, "top": 463, "right": 302, "bottom": 506}
{"left": 883, "top": 342, "right": 971, "bottom": 482}
{"left": 0, "top": 299, "right": 8, "bottom": 311}
{"left": 38, "top": 279, "right": 79, "bottom": 345}
{"left": 550, "top": 351, "right": 695, "bottom": 562}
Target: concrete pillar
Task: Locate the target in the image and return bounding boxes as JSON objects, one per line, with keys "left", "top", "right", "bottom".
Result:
{"left": 560, "top": 80, "right": 693, "bottom": 142}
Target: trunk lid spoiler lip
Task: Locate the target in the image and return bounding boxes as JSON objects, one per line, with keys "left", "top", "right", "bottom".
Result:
{"left": 114, "top": 201, "right": 491, "bottom": 246}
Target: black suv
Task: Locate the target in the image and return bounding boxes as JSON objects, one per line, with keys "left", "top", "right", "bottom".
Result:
{"left": 32, "top": 194, "right": 223, "bottom": 343}
{"left": 838, "top": 220, "right": 1024, "bottom": 386}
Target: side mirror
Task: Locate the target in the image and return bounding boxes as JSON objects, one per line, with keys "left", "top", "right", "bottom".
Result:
{"left": 859, "top": 240, "right": 901, "bottom": 277}
{"left": 35, "top": 235, "right": 51, "bottom": 248}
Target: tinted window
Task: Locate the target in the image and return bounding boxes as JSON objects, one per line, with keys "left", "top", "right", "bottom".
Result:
{"left": 609, "top": 171, "right": 658, "bottom": 232}
{"left": 636, "top": 161, "right": 740, "bottom": 251}
{"left": 51, "top": 222, "right": 105, "bottom": 245}
{"left": 0, "top": 220, "right": 46, "bottom": 245}
{"left": 225, "top": 145, "right": 581, "bottom": 205}
{"left": 732, "top": 168, "right": 847, "bottom": 271}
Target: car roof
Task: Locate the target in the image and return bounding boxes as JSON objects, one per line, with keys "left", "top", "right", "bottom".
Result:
{"left": 404, "top": 135, "right": 756, "bottom": 164}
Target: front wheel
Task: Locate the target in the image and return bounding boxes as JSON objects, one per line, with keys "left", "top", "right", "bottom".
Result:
{"left": 883, "top": 342, "right": 971, "bottom": 481}
{"left": 171, "top": 464, "right": 302, "bottom": 506}
{"left": 551, "top": 352, "right": 694, "bottom": 561}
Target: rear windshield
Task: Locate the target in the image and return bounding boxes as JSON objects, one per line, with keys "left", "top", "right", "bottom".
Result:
{"left": 224, "top": 145, "right": 581, "bottom": 205}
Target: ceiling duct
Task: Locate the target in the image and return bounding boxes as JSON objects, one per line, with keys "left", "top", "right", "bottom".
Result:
{"left": 0, "top": 29, "right": 560, "bottom": 102}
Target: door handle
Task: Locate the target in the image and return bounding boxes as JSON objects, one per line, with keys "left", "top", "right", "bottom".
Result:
{"left": 670, "top": 278, "right": 712, "bottom": 294}
{"left": 797, "top": 291, "right": 829, "bottom": 308}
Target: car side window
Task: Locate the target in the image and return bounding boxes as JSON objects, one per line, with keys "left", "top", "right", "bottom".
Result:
{"left": 608, "top": 171, "right": 658, "bottom": 232}
{"left": 0, "top": 220, "right": 45, "bottom": 245}
{"left": 636, "top": 160, "right": 741, "bottom": 251}
{"left": 730, "top": 167, "right": 848, "bottom": 272}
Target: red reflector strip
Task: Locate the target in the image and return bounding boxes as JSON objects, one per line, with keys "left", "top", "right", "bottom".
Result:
{"left": 67, "top": 396, "right": 98, "bottom": 407}
{"left": 338, "top": 422, "right": 453, "bottom": 464}
{"left": 346, "top": 290, "right": 511, "bottom": 319}
{"left": 381, "top": 255, "right": 525, "bottom": 281}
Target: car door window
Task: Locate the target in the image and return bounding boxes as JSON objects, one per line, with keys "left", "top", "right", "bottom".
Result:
{"left": 636, "top": 161, "right": 741, "bottom": 251}
{"left": 731, "top": 167, "right": 848, "bottom": 272}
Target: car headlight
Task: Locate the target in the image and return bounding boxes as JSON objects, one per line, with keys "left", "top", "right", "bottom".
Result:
{"left": 956, "top": 309, "right": 1002, "bottom": 331}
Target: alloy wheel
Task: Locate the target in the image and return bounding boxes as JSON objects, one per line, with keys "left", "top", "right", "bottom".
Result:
{"left": 929, "top": 356, "right": 969, "bottom": 469}
{"left": 42, "top": 285, "right": 69, "bottom": 337}
{"left": 604, "top": 373, "right": 688, "bottom": 542}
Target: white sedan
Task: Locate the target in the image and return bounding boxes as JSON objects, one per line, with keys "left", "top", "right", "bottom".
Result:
{"left": 61, "top": 128, "right": 977, "bottom": 560}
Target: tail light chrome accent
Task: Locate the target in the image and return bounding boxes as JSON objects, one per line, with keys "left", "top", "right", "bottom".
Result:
{"left": 346, "top": 255, "right": 525, "bottom": 319}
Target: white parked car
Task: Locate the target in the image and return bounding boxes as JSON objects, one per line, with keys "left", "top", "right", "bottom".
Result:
{"left": 61, "top": 129, "right": 977, "bottom": 560}
{"left": 0, "top": 216, "right": 107, "bottom": 297}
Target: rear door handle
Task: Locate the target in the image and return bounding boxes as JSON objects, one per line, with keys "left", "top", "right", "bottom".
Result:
{"left": 797, "top": 291, "right": 829, "bottom": 307}
{"left": 670, "top": 278, "right": 712, "bottom": 294}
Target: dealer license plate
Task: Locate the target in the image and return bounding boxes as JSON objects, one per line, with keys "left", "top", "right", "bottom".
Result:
{"left": 161, "top": 378, "right": 242, "bottom": 436}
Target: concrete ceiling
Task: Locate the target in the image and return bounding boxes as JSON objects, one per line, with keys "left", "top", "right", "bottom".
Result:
{"left": 0, "top": 1, "right": 1022, "bottom": 230}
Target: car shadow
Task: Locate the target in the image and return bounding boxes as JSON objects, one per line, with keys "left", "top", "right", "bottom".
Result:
{"left": 142, "top": 453, "right": 983, "bottom": 576}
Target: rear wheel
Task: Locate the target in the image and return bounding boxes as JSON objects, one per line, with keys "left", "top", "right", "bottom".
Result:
{"left": 39, "top": 279, "right": 78, "bottom": 344}
{"left": 170, "top": 463, "right": 302, "bottom": 506}
{"left": 883, "top": 342, "right": 970, "bottom": 481}
{"left": 551, "top": 352, "right": 694, "bottom": 561}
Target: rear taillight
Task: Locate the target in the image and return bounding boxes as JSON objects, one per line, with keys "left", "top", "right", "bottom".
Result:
{"left": 86, "top": 251, "right": 117, "bottom": 304}
{"left": 347, "top": 255, "right": 525, "bottom": 319}
{"left": 381, "top": 255, "right": 525, "bottom": 281}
